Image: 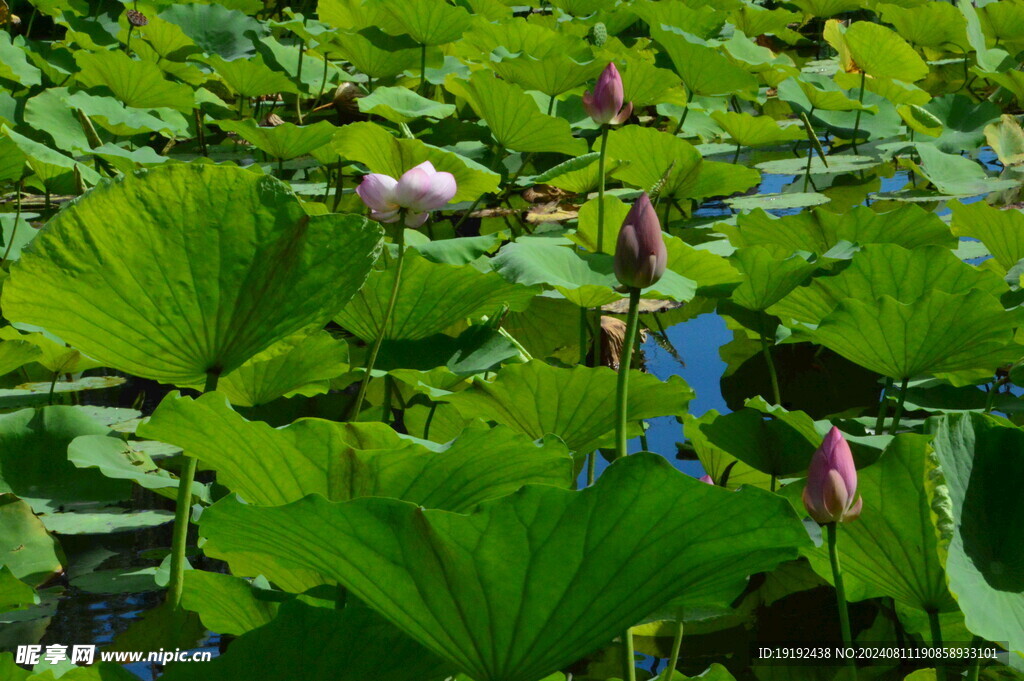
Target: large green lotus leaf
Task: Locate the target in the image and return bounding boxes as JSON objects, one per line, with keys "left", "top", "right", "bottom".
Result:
{"left": 877, "top": 2, "right": 968, "bottom": 49}
{"left": 161, "top": 599, "right": 454, "bottom": 681}
{"left": 901, "top": 143, "right": 1018, "bottom": 197}
{"left": 491, "top": 55, "right": 604, "bottom": 98}
{"left": 843, "top": 21, "right": 929, "bottom": 82}
{"left": 810, "top": 289, "right": 1023, "bottom": 382}
{"left": 632, "top": 1, "right": 725, "bottom": 40}
{"left": 729, "top": 246, "right": 818, "bottom": 312}
{"left": 618, "top": 55, "right": 684, "bottom": 108}
{"left": 790, "top": 0, "right": 864, "bottom": 16}
{"left": 684, "top": 411, "right": 773, "bottom": 490}
{"left": 0, "top": 407, "right": 130, "bottom": 513}
{"left": 721, "top": 205, "right": 955, "bottom": 254}
{"left": 58, "top": 89, "right": 190, "bottom": 139}
{"left": 253, "top": 36, "right": 339, "bottom": 95}
{"left": 138, "top": 391, "right": 572, "bottom": 510}
{"left": 199, "top": 453, "right": 809, "bottom": 681}
{"left": 5, "top": 164, "right": 382, "bottom": 386}
{"left": 181, "top": 571, "right": 280, "bottom": 636}
{"left": 335, "top": 250, "right": 537, "bottom": 341}
{"left": 0, "top": 34, "right": 41, "bottom": 87}
{"left": 0, "top": 132, "right": 26, "bottom": 182}
{"left": 785, "top": 434, "right": 957, "bottom": 613}
{"left": 41, "top": 509, "right": 173, "bottom": 535}
{"left": 950, "top": 200, "right": 1024, "bottom": 273}
{"left": 203, "top": 54, "right": 298, "bottom": 98}
{"left": 985, "top": 114, "right": 1024, "bottom": 167}
{"left": 777, "top": 76, "right": 877, "bottom": 113}
{"left": 604, "top": 126, "right": 703, "bottom": 199}
{"left": 711, "top": 111, "right": 804, "bottom": 147}
{"left": 652, "top": 28, "right": 757, "bottom": 98}
{"left": 441, "top": 361, "right": 694, "bottom": 454}
{"left": 0, "top": 341, "right": 42, "bottom": 377}
{"left": 568, "top": 195, "right": 631, "bottom": 255}
{"left": 1, "top": 126, "right": 101, "bottom": 188}
{"left": 159, "top": 2, "right": 267, "bottom": 60}
{"left": 0, "top": 494, "right": 62, "bottom": 587}
{"left": 218, "top": 120, "right": 336, "bottom": 161}
{"left": 926, "top": 414, "right": 1024, "bottom": 659}
{"left": 376, "top": 0, "right": 472, "bottom": 45}
{"left": 357, "top": 86, "right": 456, "bottom": 124}
{"left": 374, "top": 326, "right": 521, "bottom": 376}
{"left": 0, "top": 327, "right": 100, "bottom": 374}
{"left": 325, "top": 28, "right": 421, "bottom": 80}
{"left": 770, "top": 244, "right": 1007, "bottom": 325}
{"left": 0, "top": 566, "right": 38, "bottom": 614}
{"left": 67, "top": 434, "right": 208, "bottom": 504}
{"left": 445, "top": 72, "right": 586, "bottom": 156}
{"left": 331, "top": 121, "right": 498, "bottom": 203}
{"left": 74, "top": 49, "right": 194, "bottom": 112}
{"left": 132, "top": 13, "right": 198, "bottom": 61}
{"left": 491, "top": 240, "right": 696, "bottom": 308}
{"left": 698, "top": 405, "right": 820, "bottom": 479}
{"left": 205, "top": 330, "right": 349, "bottom": 407}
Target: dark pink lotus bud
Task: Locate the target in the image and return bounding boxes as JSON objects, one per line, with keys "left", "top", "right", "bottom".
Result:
{"left": 802, "top": 427, "right": 863, "bottom": 525}
{"left": 698, "top": 474, "right": 714, "bottom": 485}
{"left": 614, "top": 193, "right": 667, "bottom": 290}
{"left": 582, "top": 62, "right": 633, "bottom": 126}
{"left": 126, "top": 9, "right": 148, "bottom": 27}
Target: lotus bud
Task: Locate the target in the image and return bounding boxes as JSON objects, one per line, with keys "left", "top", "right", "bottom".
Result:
{"left": 356, "top": 161, "right": 457, "bottom": 227}
{"left": 126, "top": 9, "right": 148, "bottom": 27}
{"left": 614, "top": 193, "right": 667, "bottom": 290}
{"left": 802, "top": 427, "right": 863, "bottom": 525}
{"left": 582, "top": 62, "right": 633, "bottom": 126}
{"left": 698, "top": 474, "right": 714, "bottom": 485}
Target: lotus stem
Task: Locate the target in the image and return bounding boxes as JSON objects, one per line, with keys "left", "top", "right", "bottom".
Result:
{"left": 927, "top": 609, "right": 948, "bottom": 681}
{"left": 827, "top": 522, "right": 857, "bottom": 680}
{"left": 350, "top": 229, "right": 406, "bottom": 420}
{"left": 760, "top": 330, "right": 781, "bottom": 405}
{"left": 586, "top": 451, "right": 596, "bottom": 486}
{"left": 874, "top": 377, "right": 893, "bottom": 434}
{"left": 623, "top": 626, "right": 637, "bottom": 681}
{"left": 333, "top": 160, "right": 345, "bottom": 211}
{"left": 2, "top": 180, "right": 22, "bottom": 264}
{"left": 597, "top": 126, "right": 610, "bottom": 252}
{"left": 381, "top": 374, "right": 394, "bottom": 423}
{"left": 295, "top": 39, "right": 306, "bottom": 124}
{"left": 985, "top": 380, "right": 1000, "bottom": 414}
{"left": 419, "top": 43, "right": 428, "bottom": 94}
{"left": 167, "top": 370, "right": 218, "bottom": 610}
{"left": 616, "top": 287, "right": 642, "bottom": 459}
{"left": 889, "top": 377, "right": 909, "bottom": 434}
{"left": 548, "top": 95, "right": 556, "bottom": 116}
{"left": 579, "top": 306, "right": 589, "bottom": 365}
{"left": 852, "top": 71, "right": 866, "bottom": 153}
{"left": 967, "top": 636, "right": 983, "bottom": 681}
{"left": 663, "top": 621, "right": 683, "bottom": 680}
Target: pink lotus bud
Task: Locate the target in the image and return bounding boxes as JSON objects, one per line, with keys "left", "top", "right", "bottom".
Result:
{"left": 355, "top": 161, "right": 456, "bottom": 225}
{"left": 583, "top": 63, "right": 633, "bottom": 126}
{"left": 614, "top": 193, "right": 667, "bottom": 290}
{"left": 802, "top": 427, "right": 863, "bottom": 525}
{"left": 698, "top": 474, "right": 714, "bottom": 485}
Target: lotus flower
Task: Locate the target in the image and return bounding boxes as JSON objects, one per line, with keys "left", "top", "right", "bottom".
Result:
{"left": 583, "top": 63, "right": 633, "bottom": 126}
{"left": 614, "top": 193, "right": 667, "bottom": 289}
{"left": 356, "top": 161, "right": 457, "bottom": 228}
{"left": 698, "top": 474, "right": 715, "bottom": 485}
{"left": 802, "top": 426, "right": 863, "bottom": 525}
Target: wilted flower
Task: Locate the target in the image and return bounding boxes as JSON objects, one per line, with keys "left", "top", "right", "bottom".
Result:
{"left": 802, "top": 426, "right": 863, "bottom": 525}
{"left": 614, "top": 193, "right": 667, "bottom": 289}
{"left": 126, "top": 9, "right": 148, "bottom": 27}
{"left": 583, "top": 63, "right": 633, "bottom": 126}
{"left": 356, "top": 161, "right": 457, "bottom": 228}
{"left": 698, "top": 474, "right": 714, "bottom": 485}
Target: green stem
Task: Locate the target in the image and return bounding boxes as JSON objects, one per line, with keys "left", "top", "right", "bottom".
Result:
{"left": 597, "top": 126, "right": 610, "bottom": 252}
{"left": 874, "top": 377, "right": 893, "bottom": 434}
{"left": 547, "top": 95, "right": 556, "bottom": 116}
{"left": 760, "top": 330, "right": 781, "bottom": 405}
{"left": 579, "top": 305, "right": 589, "bottom": 365}
{"left": 967, "top": 636, "right": 983, "bottom": 681}
{"left": 852, "top": 70, "right": 866, "bottom": 153}
{"left": 985, "top": 381, "right": 999, "bottom": 414}
{"left": 770, "top": 474, "right": 777, "bottom": 492}
{"left": 295, "top": 39, "right": 306, "bottom": 124}
{"left": 333, "top": 160, "right": 344, "bottom": 211}
{"left": 381, "top": 374, "right": 394, "bottom": 423}
{"left": 419, "top": 43, "right": 428, "bottom": 94}
{"left": 827, "top": 523, "right": 857, "bottom": 679}
{"left": 623, "top": 627, "right": 637, "bottom": 681}
{"left": 663, "top": 621, "right": 683, "bottom": 681}
{"left": 616, "top": 288, "right": 642, "bottom": 459}
{"left": 2, "top": 180, "right": 23, "bottom": 263}
{"left": 732, "top": 143, "right": 741, "bottom": 164}
{"left": 586, "top": 451, "right": 596, "bottom": 486}
{"left": 350, "top": 230, "right": 406, "bottom": 420}
{"left": 167, "top": 370, "right": 219, "bottom": 610}
{"left": 671, "top": 104, "right": 689, "bottom": 136}
{"left": 889, "top": 377, "right": 909, "bottom": 434}
{"left": 928, "top": 609, "right": 948, "bottom": 681}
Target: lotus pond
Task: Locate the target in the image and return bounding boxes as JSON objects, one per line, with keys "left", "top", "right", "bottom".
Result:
{"left": 0, "top": 0, "right": 1023, "bottom": 680}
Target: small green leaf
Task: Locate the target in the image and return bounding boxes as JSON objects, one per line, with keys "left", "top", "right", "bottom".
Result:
{"left": 357, "top": 87, "right": 456, "bottom": 124}
{"left": 218, "top": 119, "right": 336, "bottom": 160}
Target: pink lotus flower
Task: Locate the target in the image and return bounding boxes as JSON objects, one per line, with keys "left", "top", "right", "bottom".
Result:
{"left": 355, "top": 161, "right": 457, "bottom": 228}
{"left": 614, "top": 193, "right": 667, "bottom": 290}
{"left": 802, "top": 426, "right": 863, "bottom": 525}
{"left": 583, "top": 63, "right": 633, "bottom": 126}
{"left": 698, "top": 474, "right": 714, "bottom": 485}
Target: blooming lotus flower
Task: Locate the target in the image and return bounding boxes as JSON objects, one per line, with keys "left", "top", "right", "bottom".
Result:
{"left": 698, "top": 474, "right": 715, "bottom": 485}
{"left": 614, "top": 193, "right": 667, "bottom": 289}
{"left": 802, "top": 426, "right": 863, "bottom": 525}
{"left": 356, "top": 161, "right": 457, "bottom": 228}
{"left": 583, "top": 63, "right": 633, "bottom": 126}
